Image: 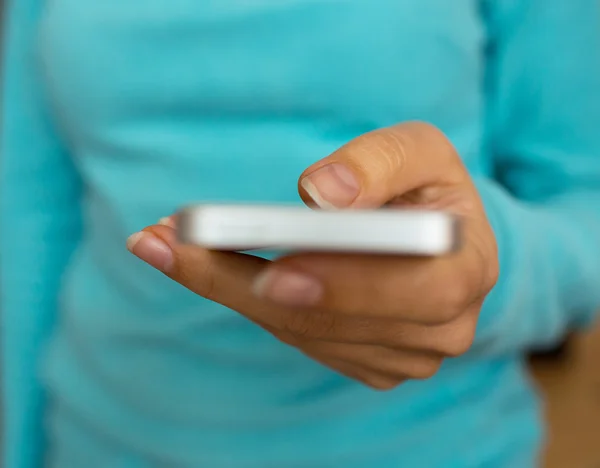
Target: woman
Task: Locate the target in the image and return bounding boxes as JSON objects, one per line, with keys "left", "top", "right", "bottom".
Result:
{"left": 3, "top": 1, "right": 600, "bottom": 466}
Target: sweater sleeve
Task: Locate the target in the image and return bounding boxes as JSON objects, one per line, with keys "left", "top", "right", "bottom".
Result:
{"left": 473, "top": 0, "right": 600, "bottom": 354}
{"left": 1, "top": 1, "right": 83, "bottom": 466}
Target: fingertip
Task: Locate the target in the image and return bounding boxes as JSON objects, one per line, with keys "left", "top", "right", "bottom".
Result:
{"left": 158, "top": 216, "right": 176, "bottom": 228}
{"left": 126, "top": 231, "right": 144, "bottom": 252}
{"left": 300, "top": 177, "right": 337, "bottom": 210}
{"left": 298, "top": 163, "right": 360, "bottom": 209}
{"left": 126, "top": 230, "right": 174, "bottom": 272}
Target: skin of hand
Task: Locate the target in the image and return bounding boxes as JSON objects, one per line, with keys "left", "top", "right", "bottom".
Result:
{"left": 127, "top": 122, "right": 499, "bottom": 390}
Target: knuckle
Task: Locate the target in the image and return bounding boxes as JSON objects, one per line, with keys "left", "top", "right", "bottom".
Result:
{"left": 283, "top": 311, "right": 337, "bottom": 340}
{"left": 440, "top": 337, "right": 472, "bottom": 358}
{"left": 432, "top": 307, "right": 459, "bottom": 325}
{"left": 409, "top": 122, "right": 462, "bottom": 177}
{"left": 411, "top": 121, "right": 447, "bottom": 142}
{"left": 376, "top": 351, "right": 441, "bottom": 381}
{"left": 384, "top": 323, "right": 411, "bottom": 348}
{"left": 410, "top": 122, "right": 455, "bottom": 155}
{"left": 273, "top": 330, "right": 301, "bottom": 347}
{"left": 447, "top": 279, "right": 471, "bottom": 308}
{"left": 437, "top": 323, "right": 477, "bottom": 357}
{"left": 363, "top": 374, "right": 401, "bottom": 391}
{"left": 375, "top": 131, "right": 410, "bottom": 170}
{"left": 484, "top": 255, "right": 500, "bottom": 295}
{"left": 470, "top": 226, "right": 500, "bottom": 298}
{"left": 436, "top": 282, "right": 471, "bottom": 322}
{"left": 352, "top": 129, "right": 410, "bottom": 174}
{"left": 283, "top": 312, "right": 315, "bottom": 338}
{"left": 407, "top": 359, "right": 442, "bottom": 380}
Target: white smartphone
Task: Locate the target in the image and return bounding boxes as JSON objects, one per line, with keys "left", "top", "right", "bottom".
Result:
{"left": 175, "top": 204, "right": 461, "bottom": 255}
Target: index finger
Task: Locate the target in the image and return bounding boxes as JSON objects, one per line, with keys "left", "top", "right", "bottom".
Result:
{"left": 129, "top": 224, "right": 291, "bottom": 329}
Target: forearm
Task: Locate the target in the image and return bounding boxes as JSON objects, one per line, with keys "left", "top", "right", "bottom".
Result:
{"left": 472, "top": 179, "right": 600, "bottom": 355}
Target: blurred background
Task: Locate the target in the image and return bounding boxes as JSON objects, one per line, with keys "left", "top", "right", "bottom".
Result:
{"left": 530, "top": 328, "right": 600, "bottom": 468}
{"left": 0, "top": 2, "right": 598, "bottom": 467}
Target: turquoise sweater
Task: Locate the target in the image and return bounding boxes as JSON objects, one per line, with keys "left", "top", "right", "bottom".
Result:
{"left": 3, "top": 1, "right": 600, "bottom": 466}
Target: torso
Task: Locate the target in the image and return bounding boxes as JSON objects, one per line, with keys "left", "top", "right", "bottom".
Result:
{"left": 38, "top": 1, "right": 539, "bottom": 465}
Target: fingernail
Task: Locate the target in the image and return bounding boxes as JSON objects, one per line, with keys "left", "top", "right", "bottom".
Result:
{"left": 300, "top": 163, "right": 360, "bottom": 209}
{"left": 253, "top": 269, "right": 323, "bottom": 307}
{"left": 127, "top": 231, "right": 174, "bottom": 272}
{"left": 158, "top": 216, "right": 175, "bottom": 228}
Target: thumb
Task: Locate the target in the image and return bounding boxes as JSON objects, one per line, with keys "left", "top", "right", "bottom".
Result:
{"left": 298, "top": 122, "right": 469, "bottom": 210}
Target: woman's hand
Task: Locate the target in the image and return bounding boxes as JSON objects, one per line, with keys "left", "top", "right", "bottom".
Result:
{"left": 127, "top": 122, "right": 498, "bottom": 390}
